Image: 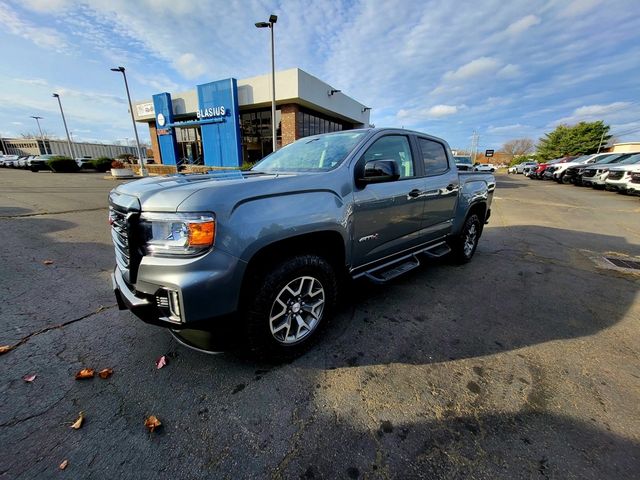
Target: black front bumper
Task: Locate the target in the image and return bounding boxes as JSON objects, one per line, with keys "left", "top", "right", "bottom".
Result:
{"left": 112, "top": 268, "right": 186, "bottom": 328}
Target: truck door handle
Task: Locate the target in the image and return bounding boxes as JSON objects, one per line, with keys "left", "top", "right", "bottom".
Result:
{"left": 408, "top": 189, "right": 422, "bottom": 198}
{"left": 446, "top": 184, "right": 456, "bottom": 191}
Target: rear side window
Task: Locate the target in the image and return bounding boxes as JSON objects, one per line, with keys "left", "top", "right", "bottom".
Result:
{"left": 418, "top": 138, "right": 449, "bottom": 175}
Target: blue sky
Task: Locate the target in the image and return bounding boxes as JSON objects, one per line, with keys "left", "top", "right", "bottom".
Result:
{"left": 1, "top": 0, "right": 639, "bottom": 151}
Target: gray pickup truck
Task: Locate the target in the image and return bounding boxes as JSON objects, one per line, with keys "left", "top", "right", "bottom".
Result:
{"left": 110, "top": 128, "right": 495, "bottom": 356}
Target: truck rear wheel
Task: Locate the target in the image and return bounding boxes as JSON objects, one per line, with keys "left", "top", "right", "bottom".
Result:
{"left": 449, "top": 213, "right": 482, "bottom": 264}
{"left": 244, "top": 254, "right": 338, "bottom": 359}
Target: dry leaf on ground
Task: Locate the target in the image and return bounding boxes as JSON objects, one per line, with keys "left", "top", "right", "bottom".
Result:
{"left": 144, "top": 415, "right": 161, "bottom": 432}
{"left": 43, "top": 260, "right": 54, "bottom": 265}
{"left": 59, "top": 459, "right": 68, "bottom": 470}
{"left": 75, "top": 368, "right": 94, "bottom": 380}
{"left": 22, "top": 374, "right": 37, "bottom": 382}
{"left": 70, "top": 412, "right": 84, "bottom": 430}
{"left": 98, "top": 368, "right": 113, "bottom": 379}
{"left": 155, "top": 355, "right": 167, "bottom": 369}
{"left": 0, "top": 345, "right": 13, "bottom": 355}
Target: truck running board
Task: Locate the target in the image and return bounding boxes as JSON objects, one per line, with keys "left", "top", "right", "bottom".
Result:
{"left": 360, "top": 241, "right": 452, "bottom": 284}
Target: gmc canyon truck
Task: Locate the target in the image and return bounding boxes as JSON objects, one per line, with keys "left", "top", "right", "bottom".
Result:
{"left": 110, "top": 128, "right": 495, "bottom": 356}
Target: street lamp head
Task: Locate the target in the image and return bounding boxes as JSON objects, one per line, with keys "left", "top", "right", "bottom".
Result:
{"left": 110, "top": 66, "right": 125, "bottom": 72}
{"left": 269, "top": 14, "right": 278, "bottom": 23}
{"left": 255, "top": 21, "right": 269, "bottom": 28}
{"left": 30, "top": 116, "right": 43, "bottom": 120}
{"left": 52, "top": 93, "right": 59, "bottom": 98}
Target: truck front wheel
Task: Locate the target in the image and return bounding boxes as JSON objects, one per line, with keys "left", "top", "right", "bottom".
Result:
{"left": 449, "top": 213, "right": 482, "bottom": 264}
{"left": 244, "top": 254, "right": 338, "bottom": 359}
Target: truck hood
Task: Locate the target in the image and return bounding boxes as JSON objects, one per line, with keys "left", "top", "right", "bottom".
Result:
{"left": 110, "top": 171, "right": 340, "bottom": 212}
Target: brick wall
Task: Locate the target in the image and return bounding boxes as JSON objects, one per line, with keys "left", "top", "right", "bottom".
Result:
{"left": 148, "top": 121, "right": 162, "bottom": 164}
{"left": 280, "top": 104, "right": 300, "bottom": 146}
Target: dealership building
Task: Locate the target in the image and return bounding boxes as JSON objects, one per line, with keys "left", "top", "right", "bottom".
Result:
{"left": 133, "top": 68, "right": 371, "bottom": 166}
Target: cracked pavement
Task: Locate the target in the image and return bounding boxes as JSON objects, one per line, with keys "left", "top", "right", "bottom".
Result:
{"left": 0, "top": 169, "right": 639, "bottom": 479}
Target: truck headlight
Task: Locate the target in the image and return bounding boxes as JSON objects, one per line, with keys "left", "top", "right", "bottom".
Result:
{"left": 140, "top": 212, "right": 215, "bottom": 256}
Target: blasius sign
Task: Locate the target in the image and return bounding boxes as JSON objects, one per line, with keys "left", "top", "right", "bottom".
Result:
{"left": 197, "top": 79, "right": 241, "bottom": 167}
{"left": 196, "top": 106, "right": 227, "bottom": 119}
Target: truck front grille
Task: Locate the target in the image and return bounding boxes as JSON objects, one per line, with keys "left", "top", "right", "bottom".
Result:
{"left": 630, "top": 172, "right": 640, "bottom": 184}
{"left": 607, "top": 171, "right": 624, "bottom": 181}
{"left": 109, "top": 206, "right": 141, "bottom": 283}
{"left": 582, "top": 169, "right": 596, "bottom": 178}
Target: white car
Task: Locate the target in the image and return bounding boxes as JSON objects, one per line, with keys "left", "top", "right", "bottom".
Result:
{"left": 0, "top": 155, "right": 18, "bottom": 167}
{"left": 551, "top": 153, "right": 615, "bottom": 183}
{"left": 515, "top": 161, "right": 538, "bottom": 174}
{"left": 627, "top": 169, "right": 640, "bottom": 195}
{"left": 581, "top": 153, "right": 640, "bottom": 188}
{"left": 604, "top": 155, "right": 640, "bottom": 192}
{"left": 474, "top": 163, "right": 495, "bottom": 172}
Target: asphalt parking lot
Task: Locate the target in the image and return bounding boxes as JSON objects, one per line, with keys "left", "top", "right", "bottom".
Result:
{"left": 1, "top": 169, "right": 639, "bottom": 479}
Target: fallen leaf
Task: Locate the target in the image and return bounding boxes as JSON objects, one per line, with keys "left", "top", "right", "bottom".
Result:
{"left": 70, "top": 412, "right": 84, "bottom": 430}
{"left": 75, "top": 368, "right": 94, "bottom": 380}
{"left": 43, "top": 260, "right": 54, "bottom": 265}
{"left": 155, "top": 355, "right": 167, "bottom": 369}
{"left": 0, "top": 345, "right": 13, "bottom": 355}
{"left": 144, "top": 415, "right": 161, "bottom": 432}
{"left": 59, "top": 459, "right": 68, "bottom": 470}
{"left": 22, "top": 374, "right": 37, "bottom": 382}
{"left": 98, "top": 368, "right": 113, "bottom": 379}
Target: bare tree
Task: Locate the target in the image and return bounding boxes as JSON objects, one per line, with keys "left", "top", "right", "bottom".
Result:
{"left": 20, "top": 130, "right": 56, "bottom": 140}
{"left": 502, "top": 138, "right": 535, "bottom": 157}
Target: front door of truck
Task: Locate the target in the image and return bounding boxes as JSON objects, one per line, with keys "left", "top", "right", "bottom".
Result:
{"left": 351, "top": 134, "right": 427, "bottom": 268}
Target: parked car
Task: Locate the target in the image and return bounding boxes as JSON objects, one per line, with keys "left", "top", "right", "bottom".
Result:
{"left": 564, "top": 154, "right": 624, "bottom": 186}
{"left": 603, "top": 154, "right": 640, "bottom": 192}
{"left": 110, "top": 128, "right": 495, "bottom": 357}
{"left": 474, "top": 163, "right": 495, "bottom": 172}
{"left": 76, "top": 157, "right": 94, "bottom": 168}
{"left": 29, "top": 154, "right": 57, "bottom": 172}
{"left": 0, "top": 155, "right": 19, "bottom": 167}
{"left": 453, "top": 156, "right": 473, "bottom": 171}
{"left": 541, "top": 157, "right": 576, "bottom": 180}
{"left": 554, "top": 153, "right": 619, "bottom": 183}
{"left": 515, "top": 161, "right": 538, "bottom": 174}
{"left": 580, "top": 153, "right": 635, "bottom": 188}
{"left": 627, "top": 170, "right": 640, "bottom": 195}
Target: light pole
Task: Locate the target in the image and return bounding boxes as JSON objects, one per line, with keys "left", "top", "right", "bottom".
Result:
{"left": 30, "top": 116, "right": 44, "bottom": 139}
{"left": 110, "top": 66, "right": 148, "bottom": 176}
{"left": 52, "top": 94, "right": 75, "bottom": 158}
{"left": 255, "top": 14, "right": 278, "bottom": 152}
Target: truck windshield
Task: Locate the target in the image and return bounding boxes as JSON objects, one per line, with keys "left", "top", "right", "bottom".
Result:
{"left": 252, "top": 131, "right": 367, "bottom": 173}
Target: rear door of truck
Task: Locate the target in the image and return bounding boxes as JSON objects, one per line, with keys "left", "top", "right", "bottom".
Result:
{"left": 413, "top": 135, "right": 459, "bottom": 238}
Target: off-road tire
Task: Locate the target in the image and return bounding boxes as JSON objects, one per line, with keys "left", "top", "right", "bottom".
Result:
{"left": 243, "top": 254, "right": 338, "bottom": 360}
{"left": 449, "top": 213, "right": 482, "bottom": 264}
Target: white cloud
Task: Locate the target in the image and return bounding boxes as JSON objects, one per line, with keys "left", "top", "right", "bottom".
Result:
{"left": 443, "top": 57, "right": 501, "bottom": 81}
{"left": 497, "top": 64, "right": 521, "bottom": 78}
{"left": 553, "top": 102, "right": 633, "bottom": 126}
{"left": 561, "top": 0, "right": 602, "bottom": 17}
{"left": 20, "top": 0, "right": 71, "bottom": 12}
{"left": 506, "top": 14, "right": 541, "bottom": 35}
{"left": 174, "top": 53, "right": 206, "bottom": 79}
{"left": 397, "top": 104, "right": 464, "bottom": 122}
{"left": 487, "top": 123, "right": 531, "bottom": 134}
{"left": 15, "top": 78, "right": 49, "bottom": 86}
{"left": 11, "top": 121, "right": 23, "bottom": 125}
{"left": 0, "top": 2, "right": 68, "bottom": 51}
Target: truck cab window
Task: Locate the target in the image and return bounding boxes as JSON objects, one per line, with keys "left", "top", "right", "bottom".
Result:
{"left": 363, "top": 135, "right": 414, "bottom": 178}
{"left": 418, "top": 138, "right": 449, "bottom": 175}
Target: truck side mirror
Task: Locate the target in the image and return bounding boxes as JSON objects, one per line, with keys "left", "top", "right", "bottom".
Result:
{"left": 357, "top": 159, "right": 400, "bottom": 185}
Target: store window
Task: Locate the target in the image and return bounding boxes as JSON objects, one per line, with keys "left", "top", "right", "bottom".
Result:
{"left": 240, "top": 108, "right": 282, "bottom": 163}
{"left": 297, "top": 109, "right": 344, "bottom": 138}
